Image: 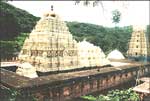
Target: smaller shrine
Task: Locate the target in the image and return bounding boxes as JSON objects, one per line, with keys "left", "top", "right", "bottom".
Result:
{"left": 107, "top": 50, "right": 125, "bottom": 60}
{"left": 77, "top": 40, "right": 109, "bottom": 67}
{"left": 16, "top": 62, "right": 38, "bottom": 78}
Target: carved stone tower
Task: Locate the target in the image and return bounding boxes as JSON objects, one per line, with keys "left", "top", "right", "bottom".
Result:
{"left": 19, "top": 11, "right": 78, "bottom": 72}
{"left": 127, "top": 25, "right": 150, "bottom": 61}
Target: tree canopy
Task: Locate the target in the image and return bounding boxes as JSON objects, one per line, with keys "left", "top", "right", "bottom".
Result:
{"left": 67, "top": 22, "right": 132, "bottom": 55}
{"left": 112, "top": 9, "right": 121, "bottom": 25}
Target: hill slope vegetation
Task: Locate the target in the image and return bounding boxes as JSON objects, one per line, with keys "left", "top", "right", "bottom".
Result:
{"left": 0, "top": 1, "right": 40, "bottom": 40}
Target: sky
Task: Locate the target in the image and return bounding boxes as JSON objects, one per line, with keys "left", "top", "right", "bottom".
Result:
{"left": 8, "top": 1, "right": 149, "bottom": 27}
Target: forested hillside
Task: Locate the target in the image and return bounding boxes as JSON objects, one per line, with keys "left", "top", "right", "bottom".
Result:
{"left": 67, "top": 22, "right": 132, "bottom": 55}
{"left": 0, "top": 2, "right": 149, "bottom": 59}
{"left": 0, "top": 1, "right": 40, "bottom": 40}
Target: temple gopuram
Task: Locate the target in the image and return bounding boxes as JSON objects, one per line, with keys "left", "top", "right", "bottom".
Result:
{"left": 18, "top": 11, "right": 109, "bottom": 73}
{"left": 127, "top": 25, "right": 150, "bottom": 61}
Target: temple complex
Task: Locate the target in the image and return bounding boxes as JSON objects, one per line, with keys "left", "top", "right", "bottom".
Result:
{"left": 19, "top": 11, "right": 78, "bottom": 72}
{"left": 18, "top": 11, "right": 109, "bottom": 73}
{"left": 127, "top": 25, "right": 150, "bottom": 61}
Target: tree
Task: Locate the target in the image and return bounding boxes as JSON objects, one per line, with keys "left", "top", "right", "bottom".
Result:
{"left": 75, "top": 1, "right": 129, "bottom": 18}
{"left": 112, "top": 9, "right": 121, "bottom": 26}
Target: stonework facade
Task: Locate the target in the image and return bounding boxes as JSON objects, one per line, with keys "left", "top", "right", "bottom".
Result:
{"left": 19, "top": 11, "right": 109, "bottom": 72}
{"left": 127, "top": 25, "right": 150, "bottom": 61}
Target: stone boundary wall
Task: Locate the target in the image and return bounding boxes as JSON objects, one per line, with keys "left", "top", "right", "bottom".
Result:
{"left": 1, "top": 64, "right": 150, "bottom": 101}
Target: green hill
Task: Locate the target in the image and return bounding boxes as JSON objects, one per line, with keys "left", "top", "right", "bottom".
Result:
{"left": 0, "top": 1, "right": 40, "bottom": 40}
{"left": 67, "top": 22, "right": 132, "bottom": 55}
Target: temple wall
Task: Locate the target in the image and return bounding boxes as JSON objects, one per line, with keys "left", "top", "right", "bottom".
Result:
{"left": 1, "top": 64, "right": 150, "bottom": 101}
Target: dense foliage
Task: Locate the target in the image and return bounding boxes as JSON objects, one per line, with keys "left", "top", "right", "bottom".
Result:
{"left": 0, "top": 9, "right": 21, "bottom": 40}
{"left": 0, "top": 40, "right": 18, "bottom": 59}
{"left": 67, "top": 22, "right": 132, "bottom": 55}
{"left": 0, "top": 33, "right": 29, "bottom": 59}
{"left": 0, "top": 33, "right": 28, "bottom": 59}
{"left": 82, "top": 88, "right": 140, "bottom": 101}
{"left": 0, "top": 1, "right": 40, "bottom": 40}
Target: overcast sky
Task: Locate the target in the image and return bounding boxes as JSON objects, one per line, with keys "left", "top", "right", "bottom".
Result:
{"left": 8, "top": 1, "right": 149, "bottom": 27}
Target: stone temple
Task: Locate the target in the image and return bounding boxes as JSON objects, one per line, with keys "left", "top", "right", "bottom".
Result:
{"left": 18, "top": 11, "right": 109, "bottom": 73}
{"left": 127, "top": 25, "right": 150, "bottom": 61}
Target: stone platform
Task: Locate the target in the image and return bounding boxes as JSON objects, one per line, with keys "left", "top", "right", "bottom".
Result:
{"left": 1, "top": 60, "right": 150, "bottom": 101}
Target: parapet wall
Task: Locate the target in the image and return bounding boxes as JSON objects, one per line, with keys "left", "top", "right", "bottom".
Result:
{"left": 1, "top": 63, "right": 150, "bottom": 101}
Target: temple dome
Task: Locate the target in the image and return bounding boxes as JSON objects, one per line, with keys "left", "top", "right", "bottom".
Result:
{"left": 107, "top": 50, "right": 125, "bottom": 60}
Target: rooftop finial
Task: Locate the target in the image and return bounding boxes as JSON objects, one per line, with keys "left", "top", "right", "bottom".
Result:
{"left": 51, "top": 5, "right": 53, "bottom": 11}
